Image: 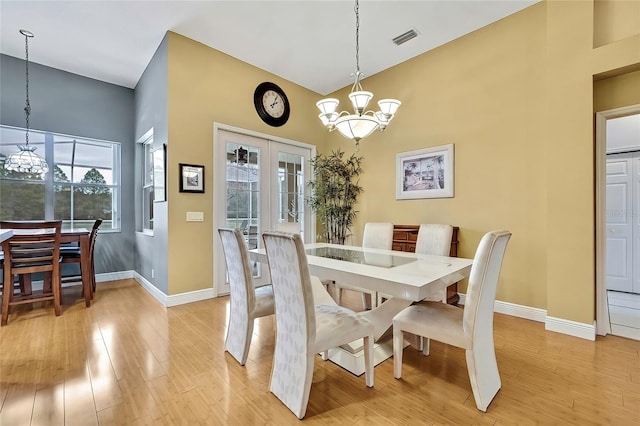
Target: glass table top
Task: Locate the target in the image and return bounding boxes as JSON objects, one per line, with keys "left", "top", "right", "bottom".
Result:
{"left": 306, "top": 246, "right": 416, "bottom": 268}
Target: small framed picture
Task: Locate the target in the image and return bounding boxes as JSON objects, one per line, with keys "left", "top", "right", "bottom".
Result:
{"left": 396, "top": 144, "right": 454, "bottom": 199}
{"left": 179, "top": 163, "right": 205, "bottom": 193}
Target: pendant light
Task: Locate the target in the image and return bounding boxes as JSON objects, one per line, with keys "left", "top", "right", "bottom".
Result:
{"left": 316, "top": 0, "right": 401, "bottom": 147}
{"left": 5, "top": 29, "right": 49, "bottom": 174}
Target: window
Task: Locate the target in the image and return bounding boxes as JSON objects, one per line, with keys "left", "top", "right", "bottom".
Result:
{"left": 0, "top": 125, "right": 121, "bottom": 231}
{"left": 141, "top": 133, "right": 154, "bottom": 232}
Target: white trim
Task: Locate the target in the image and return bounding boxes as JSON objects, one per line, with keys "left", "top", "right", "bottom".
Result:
{"left": 545, "top": 317, "right": 596, "bottom": 341}
{"left": 132, "top": 271, "right": 215, "bottom": 307}
{"left": 133, "top": 272, "right": 167, "bottom": 305}
{"left": 459, "top": 293, "right": 595, "bottom": 340}
{"left": 166, "top": 288, "right": 215, "bottom": 307}
{"left": 595, "top": 104, "right": 640, "bottom": 337}
{"left": 96, "top": 271, "right": 134, "bottom": 282}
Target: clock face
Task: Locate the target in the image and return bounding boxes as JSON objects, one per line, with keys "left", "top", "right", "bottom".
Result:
{"left": 262, "top": 90, "right": 285, "bottom": 118}
{"left": 254, "top": 82, "right": 290, "bottom": 127}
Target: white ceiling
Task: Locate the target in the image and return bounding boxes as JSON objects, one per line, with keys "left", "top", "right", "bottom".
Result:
{"left": 0, "top": 1, "right": 539, "bottom": 95}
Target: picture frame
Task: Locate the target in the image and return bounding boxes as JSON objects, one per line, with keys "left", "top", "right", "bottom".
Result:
{"left": 396, "top": 144, "right": 454, "bottom": 200}
{"left": 179, "top": 163, "right": 205, "bottom": 193}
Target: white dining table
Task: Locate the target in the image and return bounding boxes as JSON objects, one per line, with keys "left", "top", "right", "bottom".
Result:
{"left": 249, "top": 242, "right": 473, "bottom": 375}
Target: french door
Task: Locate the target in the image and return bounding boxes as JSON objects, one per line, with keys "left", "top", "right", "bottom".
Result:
{"left": 214, "top": 127, "right": 314, "bottom": 295}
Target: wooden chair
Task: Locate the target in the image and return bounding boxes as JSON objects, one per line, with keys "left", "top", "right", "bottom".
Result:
{"left": 0, "top": 220, "right": 63, "bottom": 326}
{"left": 60, "top": 219, "right": 102, "bottom": 304}
{"left": 262, "top": 231, "right": 374, "bottom": 419}
{"left": 392, "top": 230, "right": 512, "bottom": 411}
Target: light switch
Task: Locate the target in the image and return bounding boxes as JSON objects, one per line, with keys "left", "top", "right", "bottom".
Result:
{"left": 186, "top": 211, "right": 204, "bottom": 222}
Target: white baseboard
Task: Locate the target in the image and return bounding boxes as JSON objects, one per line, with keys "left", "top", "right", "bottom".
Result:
{"left": 96, "top": 271, "right": 134, "bottom": 283}
{"left": 545, "top": 317, "right": 596, "bottom": 341}
{"left": 131, "top": 271, "right": 215, "bottom": 307}
{"left": 133, "top": 272, "right": 167, "bottom": 306}
{"left": 459, "top": 293, "right": 595, "bottom": 341}
{"left": 166, "top": 287, "right": 215, "bottom": 307}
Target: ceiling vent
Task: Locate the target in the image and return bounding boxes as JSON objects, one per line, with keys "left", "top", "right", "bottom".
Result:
{"left": 392, "top": 29, "right": 418, "bottom": 46}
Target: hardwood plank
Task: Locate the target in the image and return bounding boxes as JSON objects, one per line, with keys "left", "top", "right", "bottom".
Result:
{"left": 32, "top": 383, "right": 64, "bottom": 426}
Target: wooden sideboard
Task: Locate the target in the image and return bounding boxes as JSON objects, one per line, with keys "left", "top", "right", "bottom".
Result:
{"left": 392, "top": 224, "right": 460, "bottom": 305}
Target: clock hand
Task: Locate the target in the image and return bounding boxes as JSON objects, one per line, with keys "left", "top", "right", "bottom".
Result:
{"left": 270, "top": 97, "right": 279, "bottom": 108}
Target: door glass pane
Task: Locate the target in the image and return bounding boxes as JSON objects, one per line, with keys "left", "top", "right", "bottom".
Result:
{"left": 277, "top": 151, "right": 304, "bottom": 241}
{"left": 226, "top": 142, "right": 261, "bottom": 251}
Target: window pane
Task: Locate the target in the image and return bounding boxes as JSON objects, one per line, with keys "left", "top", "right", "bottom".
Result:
{"left": 0, "top": 180, "right": 45, "bottom": 220}
{"left": 73, "top": 186, "right": 113, "bottom": 222}
{"left": 54, "top": 139, "right": 116, "bottom": 184}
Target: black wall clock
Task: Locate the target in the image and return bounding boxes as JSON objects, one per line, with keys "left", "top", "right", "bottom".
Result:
{"left": 253, "top": 82, "right": 290, "bottom": 127}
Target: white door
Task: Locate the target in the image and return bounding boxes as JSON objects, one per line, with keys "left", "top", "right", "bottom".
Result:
{"left": 271, "top": 143, "right": 311, "bottom": 241}
{"left": 214, "top": 127, "right": 313, "bottom": 296}
{"left": 606, "top": 153, "right": 633, "bottom": 292}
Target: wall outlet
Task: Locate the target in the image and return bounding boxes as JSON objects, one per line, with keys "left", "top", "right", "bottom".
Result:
{"left": 151, "top": 269, "right": 155, "bottom": 278}
{"left": 186, "top": 211, "right": 204, "bottom": 222}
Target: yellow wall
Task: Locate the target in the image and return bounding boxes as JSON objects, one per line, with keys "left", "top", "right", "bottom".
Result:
{"left": 594, "top": 70, "right": 640, "bottom": 111}
{"left": 324, "top": 0, "right": 639, "bottom": 323}
{"left": 165, "top": 32, "right": 325, "bottom": 294}
{"left": 163, "top": 1, "right": 640, "bottom": 326}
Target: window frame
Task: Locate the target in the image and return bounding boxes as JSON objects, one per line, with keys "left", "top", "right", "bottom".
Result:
{"left": 0, "top": 125, "right": 121, "bottom": 232}
{"left": 140, "top": 131, "right": 154, "bottom": 234}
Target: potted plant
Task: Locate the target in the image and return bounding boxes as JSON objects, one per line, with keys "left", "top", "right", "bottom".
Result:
{"left": 308, "top": 149, "right": 364, "bottom": 244}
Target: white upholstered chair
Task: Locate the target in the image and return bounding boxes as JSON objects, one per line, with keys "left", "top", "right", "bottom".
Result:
{"left": 377, "top": 223, "right": 455, "bottom": 306}
{"left": 392, "top": 230, "right": 511, "bottom": 412}
{"left": 416, "top": 224, "right": 453, "bottom": 257}
{"left": 218, "top": 228, "right": 275, "bottom": 365}
{"left": 262, "top": 231, "right": 374, "bottom": 419}
{"left": 335, "top": 222, "right": 394, "bottom": 309}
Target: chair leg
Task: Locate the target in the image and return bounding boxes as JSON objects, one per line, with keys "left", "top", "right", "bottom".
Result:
{"left": 52, "top": 274, "right": 62, "bottom": 316}
{"left": 336, "top": 286, "right": 343, "bottom": 305}
{"left": 363, "top": 335, "right": 374, "bottom": 387}
{"left": 2, "top": 271, "right": 13, "bottom": 326}
{"left": 393, "top": 325, "right": 404, "bottom": 379}
{"left": 362, "top": 292, "right": 373, "bottom": 310}
{"left": 465, "top": 344, "right": 501, "bottom": 412}
{"left": 421, "top": 337, "right": 430, "bottom": 356}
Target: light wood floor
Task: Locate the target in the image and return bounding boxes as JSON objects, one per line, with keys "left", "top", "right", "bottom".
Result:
{"left": 1, "top": 279, "right": 639, "bottom": 425}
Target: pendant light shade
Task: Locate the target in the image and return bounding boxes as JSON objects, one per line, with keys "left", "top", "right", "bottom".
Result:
{"left": 4, "top": 145, "right": 49, "bottom": 174}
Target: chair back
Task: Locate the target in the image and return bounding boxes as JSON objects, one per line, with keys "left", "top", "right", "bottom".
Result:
{"left": 275, "top": 222, "right": 300, "bottom": 234}
{"left": 262, "top": 231, "right": 316, "bottom": 346}
{"left": 362, "top": 222, "right": 394, "bottom": 249}
{"left": 416, "top": 224, "right": 453, "bottom": 256}
{"left": 463, "top": 230, "right": 511, "bottom": 340}
{"left": 0, "top": 221, "right": 62, "bottom": 276}
{"left": 218, "top": 228, "right": 256, "bottom": 312}
{"left": 89, "top": 219, "right": 103, "bottom": 258}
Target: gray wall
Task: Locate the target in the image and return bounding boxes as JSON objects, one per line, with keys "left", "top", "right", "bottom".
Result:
{"left": 0, "top": 53, "right": 136, "bottom": 274}
{"left": 133, "top": 35, "right": 169, "bottom": 294}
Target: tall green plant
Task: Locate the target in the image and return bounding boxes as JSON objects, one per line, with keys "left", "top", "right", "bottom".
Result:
{"left": 308, "top": 149, "right": 364, "bottom": 244}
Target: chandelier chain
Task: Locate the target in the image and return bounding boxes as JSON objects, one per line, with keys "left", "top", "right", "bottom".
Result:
{"left": 354, "top": 0, "right": 360, "bottom": 74}
{"left": 24, "top": 31, "right": 31, "bottom": 146}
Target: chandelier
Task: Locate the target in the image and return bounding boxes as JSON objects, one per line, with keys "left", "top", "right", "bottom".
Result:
{"left": 5, "top": 30, "right": 49, "bottom": 174}
{"left": 316, "top": 0, "right": 401, "bottom": 146}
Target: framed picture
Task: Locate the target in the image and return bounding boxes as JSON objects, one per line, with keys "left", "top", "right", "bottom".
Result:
{"left": 179, "top": 163, "right": 205, "bottom": 193}
{"left": 396, "top": 144, "right": 454, "bottom": 199}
